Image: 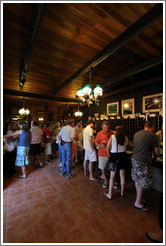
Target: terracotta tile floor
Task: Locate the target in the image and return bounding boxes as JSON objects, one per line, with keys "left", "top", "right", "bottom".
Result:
{"left": 3, "top": 157, "right": 161, "bottom": 243}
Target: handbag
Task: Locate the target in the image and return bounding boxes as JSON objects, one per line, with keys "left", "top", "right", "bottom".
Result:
{"left": 3, "top": 140, "right": 15, "bottom": 152}
{"left": 106, "top": 141, "right": 119, "bottom": 172}
{"left": 60, "top": 139, "right": 65, "bottom": 146}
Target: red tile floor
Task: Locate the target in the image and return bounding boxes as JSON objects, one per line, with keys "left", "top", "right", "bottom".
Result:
{"left": 3, "top": 157, "right": 161, "bottom": 243}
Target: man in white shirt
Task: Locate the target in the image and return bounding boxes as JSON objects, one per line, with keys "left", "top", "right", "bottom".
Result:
{"left": 30, "top": 121, "right": 43, "bottom": 168}
{"left": 59, "top": 120, "right": 75, "bottom": 179}
{"left": 83, "top": 120, "right": 98, "bottom": 182}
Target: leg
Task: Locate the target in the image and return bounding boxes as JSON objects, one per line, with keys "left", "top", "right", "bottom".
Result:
{"left": 35, "top": 155, "right": 43, "bottom": 166}
{"left": 58, "top": 145, "right": 62, "bottom": 166}
{"left": 89, "top": 161, "right": 94, "bottom": 180}
{"left": 146, "top": 195, "right": 163, "bottom": 242}
{"left": 106, "top": 171, "right": 116, "bottom": 199}
{"left": 66, "top": 144, "right": 72, "bottom": 176}
{"left": 100, "top": 169, "right": 107, "bottom": 181}
{"left": 45, "top": 152, "right": 48, "bottom": 164}
{"left": 61, "top": 145, "right": 66, "bottom": 174}
{"left": 75, "top": 144, "right": 78, "bottom": 162}
{"left": 21, "top": 165, "right": 26, "bottom": 177}
{"left": 83, "top": 159, "right": 87, "bottom": 176}
{"left": 119, "top": 169, "right": 125, "bottom": 196}
{"left": 134, "top": 181, "right": 144, "bottom": 207}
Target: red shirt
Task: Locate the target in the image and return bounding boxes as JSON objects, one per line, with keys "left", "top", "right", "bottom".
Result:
{"left": 95, "top": 130, "right": 114, "bottom": 157}
{"left": 43, "top": 128, "right": 51, "bottom": 143}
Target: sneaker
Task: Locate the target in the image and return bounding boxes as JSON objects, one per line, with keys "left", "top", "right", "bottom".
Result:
{"left": 66, "top": 175, "right": 73, "bottom": 179}
{"left": 114, "top": 182, "right": 118, "bottom": 189}
{"left": 103, "top": 181, "right": 108, "bottom": 188}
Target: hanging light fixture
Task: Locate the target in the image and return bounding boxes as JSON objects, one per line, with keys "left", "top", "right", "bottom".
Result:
{"left": 18, "top": 97, "right": 30, "bottom": 116}
{"left": 76, "top": 67, "right": 103, "bottom": 106}
{"left": 74, "top": 105, "right": 83, "bottom": 117}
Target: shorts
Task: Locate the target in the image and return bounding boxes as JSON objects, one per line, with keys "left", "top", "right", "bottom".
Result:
{"left": 44, "top": 142, "right": 52, "bottom": 156}
{"left": 30, "top": 143, "right": 41, "bottom": 156}
{"left": 98, "top": 156, "right": 108, "bottom": 170}
{"left": 84, "top": 149, "right": 97, "bottom": 162}
{"left": 131, "top": 157, "right": 153, "bottom": 189}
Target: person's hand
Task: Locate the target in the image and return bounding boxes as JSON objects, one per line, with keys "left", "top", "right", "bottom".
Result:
{"left": 156, "top": 130, "right": 162, "bottom": 136}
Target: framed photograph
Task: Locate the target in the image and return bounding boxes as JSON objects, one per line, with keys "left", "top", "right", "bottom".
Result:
{"left": 121, "top": 98, "right": 135, "bottom": 116}
{"left": 94, "top": 113, "right": 99, "bottom": 118}
{"left": 37, "top": 111, "right": 55, "bottom": 122}
{"left": 143, "top": 93, "right": 163, "bottom": 113}
{"left": 107, "top": 102, "right": 119, "bottom": 115}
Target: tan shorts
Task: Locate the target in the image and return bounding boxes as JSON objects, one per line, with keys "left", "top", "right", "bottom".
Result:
{"left": 98, "top": 156, "right": 108, "bottom": 170}
{"left": 84, "top": 149, "right": 97, "bottom": 162}
{"left": 44, "top": 142, "right": 52, "bottom": 156}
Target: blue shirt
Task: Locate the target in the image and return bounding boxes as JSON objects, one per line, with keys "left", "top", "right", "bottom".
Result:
{"left": 18, "top": 129, "right": 31, "bottom": 147}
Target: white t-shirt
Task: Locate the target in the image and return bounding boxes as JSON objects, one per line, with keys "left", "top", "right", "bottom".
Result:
{"left": 83, "top": 125, "right": 93, "bottom": 150}
{"left": 30, "top": 126, "right": 43, "bottom": 144}
{"left": 111, "top": 135, "right": 128, "bottom": 153}
{"left": 59, "top": 125, "right": 75, "bottom": 142}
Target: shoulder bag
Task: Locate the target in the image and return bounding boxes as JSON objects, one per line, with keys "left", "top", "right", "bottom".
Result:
{"left": 106, "top": 141, "right": 118, "bottom": 172}
{"left": 3, "top": 140, "right": 15, "bottom": 152}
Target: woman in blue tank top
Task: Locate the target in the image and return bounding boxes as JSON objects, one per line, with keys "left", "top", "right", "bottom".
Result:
{"left": 3, "top": 122, "right": 32, "bottom": 178}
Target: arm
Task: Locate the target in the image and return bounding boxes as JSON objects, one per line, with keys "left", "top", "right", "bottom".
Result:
{"left": 3, "top": 130, "right": 22, "bottom": 138}
{"left": 95, "top": 141, "right": 103, "bottom": 148}
{"left": 154, "top": 147, "right": 160, "bottom": 158}
{"left": 41, "top": 133, "right": 43, "bottom": 145}
{"left": 89, "top": 136, "right": 95, "bottom": 151}
{"left": 128, "top": 140, "right": 133, "bottom": 148}
{"left": 71, "top": 137, "right": 75, "bottom": 143}
{"left": 153, "top": 134, "right": 160, "bottom": 158}
{"left": 106, "top": 136, "right": 112, "bottom": 157}
{"left": 30, "top": 132, "right": 33, "bottom": 142}
{"left": 95, "top": 139, "right": 105, "bottom": 149}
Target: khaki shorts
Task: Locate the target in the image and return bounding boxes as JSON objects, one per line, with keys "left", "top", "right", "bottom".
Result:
{"left": 44, "top": 142, "right": 52, "bottom": 156}
{"left": 84, "top": 149, "right": 97, "bottom": 162}
{"left": 98, "top": 156, "right": 108, "bottom": 170}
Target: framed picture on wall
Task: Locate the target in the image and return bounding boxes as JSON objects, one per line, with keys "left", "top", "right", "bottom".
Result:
{"left": 121, "top": 98, "right": 135, "bottom": 116}
{"left": 143, "top": 93, "right": 163, "bottom": 113}
{"left": 37, "top": 111, "right": 55, "bottom": 122}
{"left": 107, "top": 102, "right": 119, "bottom": 115}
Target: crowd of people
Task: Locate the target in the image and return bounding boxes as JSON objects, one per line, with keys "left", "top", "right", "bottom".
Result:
{"left": 3, "top": 118, "right": 162, "bottom": 243}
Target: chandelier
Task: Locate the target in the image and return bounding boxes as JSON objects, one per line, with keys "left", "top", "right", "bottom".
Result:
{"left": 74, "top": 105, "right": 83, "bottom": 117}
{"left": 76, "top": 67, "right": 103, "bottom": 106}
{"left": 18, "top": 98, "right": 30, "bottom": 116}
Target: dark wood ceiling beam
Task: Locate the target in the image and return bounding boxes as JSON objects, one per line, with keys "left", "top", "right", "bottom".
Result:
{"left": 103, "top": 75, "right": 162, "bottom": 98}
{"left": 102, "top": 55, "right": 163, "bottom": 88}
{"left": 20, "top": 3, "right": 45, "bottom": 89}
{"left": 52, "top": 3, "right": 163, "bottom": 94}
{"left": 3, "top": 89, "right": 78, "bottom": 103}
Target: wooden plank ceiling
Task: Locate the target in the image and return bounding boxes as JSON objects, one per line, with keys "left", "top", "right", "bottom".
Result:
{"left": 3, "top": 2, "right": 163, "bottom": 105}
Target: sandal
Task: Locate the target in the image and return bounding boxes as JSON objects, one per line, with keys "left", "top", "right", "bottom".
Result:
{"left": 134, "top": 204, "right": 150, "bottom": 212}
{"left": 18, "top": 175, "right": 26, "bottom": 179}
{"left": 104, "top": 193, "right": 112, "bottom": 200}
